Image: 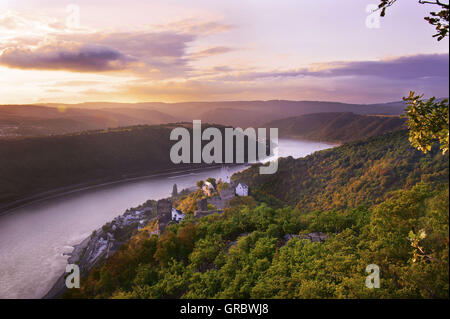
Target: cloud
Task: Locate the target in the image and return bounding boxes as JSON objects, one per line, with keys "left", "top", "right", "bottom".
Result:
{"left": 49, "top": 80, "right": 103, "bottom": 86}
{"left": 0, "top": 44, "right": 135, "bottom": 72}
{"left": 155, "top": 19, "right": 235, "bottom": 35}
{"left": 321, "top": 54, "right": 448, "bottom": 79}
{"left": 116, "top": 54, "right": 449, "bottom": 103}
{"left": 0, "top": 12, "right": 232, "bottom": 78}
{"left": 0, "top": 10, "right": 63, "bottom": 32}
{"left": 0, "top": 31, "right": 195, "bottom": 75}
{"left": 75, "top": 32, "right": 195, "bottom": 59}
{"left": 1, "top": 11, "right": 447, "bottom": 104}
{"left": 190, "top": 46, "right": 234, "bottom": 59}
{"left": 82, "top": 32, "right": 196, "bottom": 76}
{"left": 241, "top": 54, "right": 449, "bottom": 80}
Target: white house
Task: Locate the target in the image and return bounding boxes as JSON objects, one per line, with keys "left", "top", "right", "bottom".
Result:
{"left": 171, "top": 207, "right": 186, "bottom": 222}
{"left": 202, "top": 181, "right": 215, "bottom": 196}
{"left": 235, "top": 183, "right": 249, "bottom": 197}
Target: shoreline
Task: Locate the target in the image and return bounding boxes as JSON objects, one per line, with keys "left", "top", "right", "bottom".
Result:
{"left": 0, "top": 163, "right": 243, "bottom": 217}
{"left": 0, "top": 135, "right": 337, "bottom": 216}
{"left": 42, "top": 235, "right": 92, "bottom": 299}
{"left": 40, "top": 163, "right": 250, "bottom": 299}
{"left": 4, "top": 138, "right": 333, "bottom": 299}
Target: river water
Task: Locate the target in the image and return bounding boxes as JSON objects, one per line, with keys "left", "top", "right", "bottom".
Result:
{"left": 0, "top": 139, "right": 335, "bottom": 298}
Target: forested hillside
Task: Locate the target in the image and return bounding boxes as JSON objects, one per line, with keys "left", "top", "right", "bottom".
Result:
{"left": 0, "top": 125, "right": 174, "bottom": 208}
{"left": 0, "top": 123, "right": 264, "bottom": 210}
{"left": 64, "top": 131, "right": 449, "bottom": 299}
{"left": 234, "top": 130, "right": 448, "bottom": 211}
{"left": 265, "top": 112, "right": 406, "bottom": 143}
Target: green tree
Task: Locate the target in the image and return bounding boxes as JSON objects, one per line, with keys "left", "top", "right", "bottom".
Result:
{"left": 206, "top": 177, "right": 217, "bottom": 188}
{"left": 196, "top": 180, "right": 205, "bottom": 189}
{"left": 403, "top": 93, "right": 449, "bottom": 154}
{"left": 378, "top": 0, "right": 449, "bottom": 40}
{"left": 379, "top": 0, "right": 449, "bottom": 154}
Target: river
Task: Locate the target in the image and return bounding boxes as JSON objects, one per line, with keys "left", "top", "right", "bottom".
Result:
{"left": 0, "top": 138, "right": 335, "bottom": 299}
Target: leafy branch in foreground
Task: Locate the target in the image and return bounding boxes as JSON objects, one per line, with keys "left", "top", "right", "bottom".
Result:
{"left": 403, "top": 92, "right": 449, "bottom": 154}
{"left": 378, "top": 0, "right": 449, "bottom": 40}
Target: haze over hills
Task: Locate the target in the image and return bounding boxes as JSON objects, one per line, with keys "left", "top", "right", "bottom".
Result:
{"left": 0, "top": 105, "right": 177, "bottom": 137}
{"left": 45, "top": 100, "right": 408, "bottom": 126}
{"left": 1, "top": 100, "right": 408, "bottom": 137}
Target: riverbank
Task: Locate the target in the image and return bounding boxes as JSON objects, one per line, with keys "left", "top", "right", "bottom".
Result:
{"left": 43, "top": 202, "right": 159, "bottom": 299}
{"left": 0, "top": 163, "right": 241, "bottom": 216}
{"left": 42, "top": 235, "right": 92, "bottom": 299}
{"left": 0, "top": 134, "right": 336, "bottom": 215}
{"left": 0, "top": 138, "right": 333, "bottom": 299}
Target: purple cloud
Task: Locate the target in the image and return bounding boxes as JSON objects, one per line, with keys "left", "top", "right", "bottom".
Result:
{"left": 247, "top": 54, "right": 449, "bottom": 80}
{"left": 0, "top": 30, "right": 199, "bottom": 76}
{"left": 190, "top": 46, "right": 234, "bottom": 59}
{"left": 0, "top": 44, "right": 134, "bottom": 72}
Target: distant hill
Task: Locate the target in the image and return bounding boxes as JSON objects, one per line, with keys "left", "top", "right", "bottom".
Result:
{"left": 198, "top": 107, "right": 274, "bottom": 127}
{"left": 45, "top": 100, "right": 407, "bottom": 127}
{"left": 264, "top": 112, "right": 407, "bottom": 143}
{"left": 1, "top": 99, "right": 408, "bottom": 138}
{"left": 0, "top": 105, "right": 176, "bottom": 138}
{"left": 100, "top": 108, "right": 176, "bottom": 124}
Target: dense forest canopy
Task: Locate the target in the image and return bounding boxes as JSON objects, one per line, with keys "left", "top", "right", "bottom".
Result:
{"left": 234, "top": 131, "right": 448, "bottom": 211}
{"left": 377, "top": 0, "right": 449, "bottom": 155}
{"left": 64, "top": 131, "right": 449, "bottom": 299}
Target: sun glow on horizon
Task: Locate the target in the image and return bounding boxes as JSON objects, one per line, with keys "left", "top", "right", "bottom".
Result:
{"left": 0, "top": 0, "right": 448, "bottom": 105}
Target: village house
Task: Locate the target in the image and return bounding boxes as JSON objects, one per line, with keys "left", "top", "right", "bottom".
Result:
{"left": 171, "top": 207, "right": 186, "bottom": 222}
{"left": 202, "top": 181, "right": 215, "bottom": 196}
{"left": 235, "top": 182, "right": 249, "bottom": 196}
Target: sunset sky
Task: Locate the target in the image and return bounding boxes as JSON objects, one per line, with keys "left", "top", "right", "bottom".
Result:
{"left": 0, "top": 0, "right": 448, "bottom": 104}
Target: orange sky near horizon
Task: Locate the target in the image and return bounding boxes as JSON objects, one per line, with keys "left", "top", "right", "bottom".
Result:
{"left": 0, "top": 0, "right": 448, "bottom": 105}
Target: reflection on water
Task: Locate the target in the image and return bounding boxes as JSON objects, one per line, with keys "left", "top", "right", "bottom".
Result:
{"left": 0, "top": 139, "right": 335, "bottom": 298}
